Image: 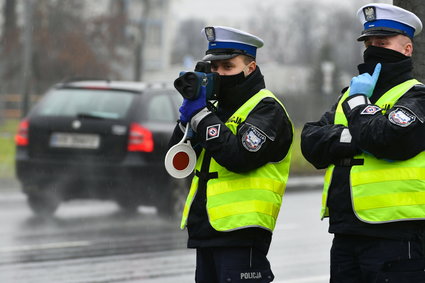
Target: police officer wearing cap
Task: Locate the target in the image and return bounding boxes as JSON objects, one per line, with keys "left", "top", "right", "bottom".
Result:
{"left": 301, "top": 3, "right": 425, "bottom": 282}
{"left": 169, "top": 26, "right": 293, "bottom": 282}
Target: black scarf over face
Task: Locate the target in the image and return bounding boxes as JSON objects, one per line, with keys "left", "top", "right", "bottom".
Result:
{"left": 357, "top": 46, "right": 413, "bottom": 102}
{"left": 216, "top": 66, "right": 266, "bottom": 119}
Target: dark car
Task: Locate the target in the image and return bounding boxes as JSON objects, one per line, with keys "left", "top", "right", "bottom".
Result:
{"left": 15, "top": 79, "right": 189, "bottom": 218}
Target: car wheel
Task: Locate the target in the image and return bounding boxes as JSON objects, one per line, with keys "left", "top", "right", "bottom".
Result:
{"left": 24, "top": 184, "right": 61, "bottom": 218}
{"left": 157, "top": 178, "right": 189, "bottom": 219}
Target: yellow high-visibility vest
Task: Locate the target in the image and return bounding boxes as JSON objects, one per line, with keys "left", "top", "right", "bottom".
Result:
{"left": 181, "top": 89, "right": 293, "bottom": 231}
{"left": 321, "top": 79, "right": 425, "bottom": 223}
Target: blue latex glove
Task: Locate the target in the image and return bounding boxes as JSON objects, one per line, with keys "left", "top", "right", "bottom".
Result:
{"left": 349, "top": 63, "right": 381, "bottom": 98}
{"left": 179, "top": 85, "right": 207, "bottom": 124}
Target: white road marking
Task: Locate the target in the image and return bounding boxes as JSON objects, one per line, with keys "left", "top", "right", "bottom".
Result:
{"left": 0, "top": 241, "right": 91, "bottom": 253}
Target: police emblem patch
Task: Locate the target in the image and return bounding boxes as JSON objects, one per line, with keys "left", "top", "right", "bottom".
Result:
{"left": 388, "top": 108, "right": 416, "bottom": 127}
{"left": 361, "top": 105, "right": 381, "bottom": 115}
{"left": 242, "top": 126, "right": 266, "bottom": 152}
{"left": 204, "top": 27, "right": 216, "bottom": 42}
{"left": 363, "top": 6, "right": 376, "bottom": 21}
{"left": 206, "top": 124, "right": 220, "bottom": 140}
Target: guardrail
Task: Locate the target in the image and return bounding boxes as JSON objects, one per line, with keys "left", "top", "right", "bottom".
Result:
{"left": 0, "top": 94, "right": 39, "bottom": 119}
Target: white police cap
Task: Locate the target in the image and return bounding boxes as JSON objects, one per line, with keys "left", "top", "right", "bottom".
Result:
{"left": 201, "top": 26, "right": 264, "bottom": 61}
{"left": 357, "top": 3, "right": 423, "bottom": 41}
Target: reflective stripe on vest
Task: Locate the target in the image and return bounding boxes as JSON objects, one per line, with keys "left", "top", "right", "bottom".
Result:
{"left": 321, "top": 79, "right": 425, "bottom": 223}
{"left": 180, "top": 89, "right": 292, "bottom": 231}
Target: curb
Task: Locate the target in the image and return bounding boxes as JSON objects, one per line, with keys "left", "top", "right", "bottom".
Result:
{"left": 287, "top": 175, "right": 323, "bottom": 188}
{"left": 0, "top": 178, "right": 19, "bottom": 190}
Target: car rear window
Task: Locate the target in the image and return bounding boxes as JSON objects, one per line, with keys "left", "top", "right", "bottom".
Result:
{"left": 35, "top": 88, "right": 136, "bottom": 119}
{"left": 146, "top": 93, "right": 176, "bottom": 122}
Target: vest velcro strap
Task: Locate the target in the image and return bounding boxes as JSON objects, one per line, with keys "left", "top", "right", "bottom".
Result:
{"left": 195, "top": 170, "right": 218, "bottom": 181}
{"left": 335, "top": 158, "right": 364, "bottom": 167}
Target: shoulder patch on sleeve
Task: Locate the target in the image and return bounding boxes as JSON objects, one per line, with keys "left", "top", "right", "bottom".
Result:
{"left": 388, "top": 108, "right": 416, "bottom": 127}
{"left": 206, "top": 124, "right": 221, "bottom": 140}
{"left": 242, "top": 126, "right": 266, "bottom": 152}
{"left": 361, "top": 105, "right": 381, "bottom": 115}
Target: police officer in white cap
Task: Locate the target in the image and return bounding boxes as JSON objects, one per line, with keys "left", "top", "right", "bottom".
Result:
{"left": 302, "top": 3, "right": 425, "bottom": 282}
{"left": 169, "top": 26, "right": 293, "bottom": 282}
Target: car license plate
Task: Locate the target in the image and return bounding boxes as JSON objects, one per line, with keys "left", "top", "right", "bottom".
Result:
{"left": 50, "top": 133, "right": 100, "bottom": 149}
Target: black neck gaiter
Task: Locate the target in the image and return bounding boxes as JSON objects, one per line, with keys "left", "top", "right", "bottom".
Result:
{"left": 363, "top": 45, "right": 409, "bottom": 64}
{"left": 216, "top": 67, "right": 265, "bottom": 113}
{"left": 218, "top": 71, "right": 246, "bottom": 97}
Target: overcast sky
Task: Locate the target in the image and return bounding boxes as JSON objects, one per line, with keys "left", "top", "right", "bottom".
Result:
{"left": 169, "top": 0, "right": 392, "bottom": 26}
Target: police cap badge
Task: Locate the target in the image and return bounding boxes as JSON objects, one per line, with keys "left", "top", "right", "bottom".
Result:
{"left": 204, "top": 27, "right": 216, "bottom": 42}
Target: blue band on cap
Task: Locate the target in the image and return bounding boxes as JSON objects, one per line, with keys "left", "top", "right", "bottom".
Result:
{"left": 364, "top": 19, "right": 415, "bottom": 38}
{"left": 208, "top": 41, "right": 257, "bottom": 57}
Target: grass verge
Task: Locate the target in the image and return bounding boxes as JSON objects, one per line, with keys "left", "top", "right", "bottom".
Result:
{"left": 0, "top": 119, "right": 18, "bottom": 179}
{"left": 289, "top": 128, "right": 321, "bottom": 176}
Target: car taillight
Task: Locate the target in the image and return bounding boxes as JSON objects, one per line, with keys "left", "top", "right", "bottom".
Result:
{"left": 127, "top": 123, "right": 154, "bottom": 152}
{"left": 15, "top": 119, "right": 29, "bottom": 146}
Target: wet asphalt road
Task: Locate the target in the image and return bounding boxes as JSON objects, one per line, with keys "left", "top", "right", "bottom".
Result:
{"left": 0, "top": 177, "right": 331, "bottom": 283}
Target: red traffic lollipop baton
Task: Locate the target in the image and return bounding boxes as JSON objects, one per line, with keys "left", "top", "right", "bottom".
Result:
{"left": 164, "top": 126, "right": 197, "bottom": 179}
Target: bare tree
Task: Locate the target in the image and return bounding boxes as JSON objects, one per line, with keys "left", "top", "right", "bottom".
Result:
{"left": 2, "top": 0, "right": 18, "bottom": 52}
{"left": 0, "top": 0, "right": 138, "bottom": 97}
{"left": 394, "top": 0, "right": 425, "bottom": 81}
{"left": 0, "top": 0, "right": 21, "bottom": 93}
{"left": 170, "top": 18, "right": 206, "bottom": 66}
{"left": 30, "top": 0, "right": 111, "bottom": 93}
{"left": 0, "top": 0, "right": 18, "bottom": 122}
{"left": 249, "top": 2, "right": 322, "bottom": 66}
{"left": 244, "top": 2, "right": 369, "bottom": 125}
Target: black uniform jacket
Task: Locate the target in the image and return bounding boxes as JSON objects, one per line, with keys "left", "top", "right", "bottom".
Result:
{"left": 301, "top": 58, "right": 425, "bottom": 240}
{"left": 169, "top": 67, "right": 293, "bottom": 252}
